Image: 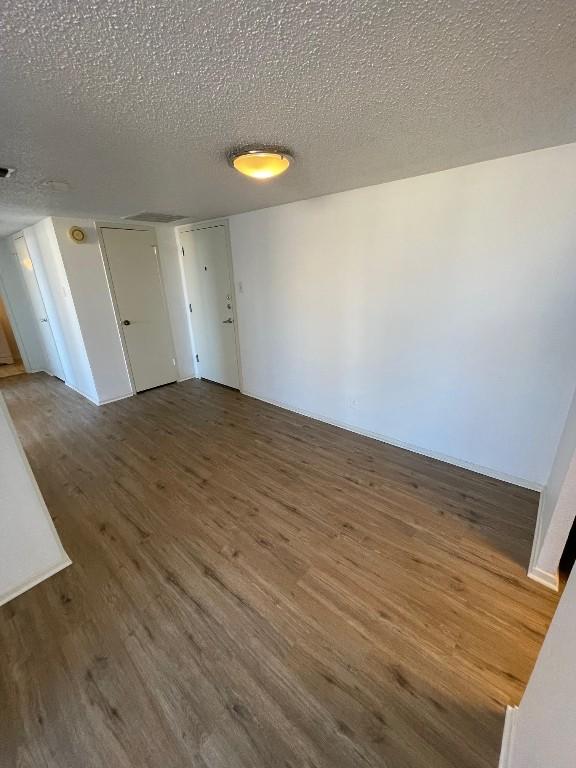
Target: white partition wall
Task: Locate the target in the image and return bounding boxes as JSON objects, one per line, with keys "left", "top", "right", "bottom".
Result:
{"left": 500, "top": 563, "right": 576, "bottom": 768}
{"left": 0, "top": 394, "right": 70, "bottom": 606}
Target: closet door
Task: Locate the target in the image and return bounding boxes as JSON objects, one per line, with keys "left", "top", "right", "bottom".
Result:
{"left": 101, "top": 227, "right": 177, "bottom": 393}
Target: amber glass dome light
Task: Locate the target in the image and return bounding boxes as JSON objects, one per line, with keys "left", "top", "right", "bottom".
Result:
{"left": 228, "top": 147, "right": 293, "bottom": 180}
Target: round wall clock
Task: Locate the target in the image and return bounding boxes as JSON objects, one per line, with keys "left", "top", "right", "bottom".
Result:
{"left": 68, "top": 226, "right": 86, "bottom": 244}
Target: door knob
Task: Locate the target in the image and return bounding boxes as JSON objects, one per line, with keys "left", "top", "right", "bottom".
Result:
{"left": 123, "top": 320, "right": 131, "bottom": 326}
{"left": 222, "top": 318, "right": 233, "bottom": 324}
{"left": 40, "top": 317, "right": 48, "bottom": 323}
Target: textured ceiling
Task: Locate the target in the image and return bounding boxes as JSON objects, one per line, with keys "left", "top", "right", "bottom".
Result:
{"left": 0, "top": 0, "right": 575, "bottom": 237}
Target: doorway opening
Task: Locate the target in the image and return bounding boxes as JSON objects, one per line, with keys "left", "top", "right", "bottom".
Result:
{"left": 0, "top": 293, "right": 24, "bottom": 379}
{"left": 559, "top": 513, "right": 576, "bottom": 587}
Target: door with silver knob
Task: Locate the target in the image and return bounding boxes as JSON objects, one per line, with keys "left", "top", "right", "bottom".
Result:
{"left": 101, "top": 227, "right": 177, "bottom": 393}
{"left": 180, "top": 224, "right": 240, "bottom": 389}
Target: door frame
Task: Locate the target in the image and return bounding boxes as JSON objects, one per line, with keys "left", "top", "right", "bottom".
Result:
{"left": 0, "top": 259, "right": 34, "bottom": 373}
{"left": 96, "top": 222, "right": 178, "bottom": 396}
{"left": 11, "top": 232, "right": 64, "bottom": 378}
{"left": 176, "top": 218, "right": 243, "bottom": 391}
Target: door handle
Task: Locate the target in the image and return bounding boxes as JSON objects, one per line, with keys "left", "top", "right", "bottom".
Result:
{"left": 40, "top": 318, "right": 48, "bottom": 323}
{"left": 123, "top": 320, "right": 131, "bottom": 326}
{"left": 222, "top": 318, "right": 233, "bottom": 324}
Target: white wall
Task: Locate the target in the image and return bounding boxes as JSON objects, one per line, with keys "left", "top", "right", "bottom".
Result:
{"left": 229, "top": 143, "right": 576, "bottom": 488}
{"left": 505, "top": 561, "right": 576, "bottom": 768}
{"left": 50, "top": 218, "right": 133, "bottom": 404}
{"left": 0, "top": 237, "right": 47, "bottom": 372}
{"left": 24, "top": 219, "right": 98, "bottom": 401}
{"left": 530, "top": 388, "right": 576, "bottom": 583}
{"left": 0, "top": 394, "right": 70, "bottom": 606}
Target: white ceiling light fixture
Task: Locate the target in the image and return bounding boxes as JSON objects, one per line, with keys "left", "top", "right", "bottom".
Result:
{"left": 228, "top": 147, "right": 294, "bottom": 180}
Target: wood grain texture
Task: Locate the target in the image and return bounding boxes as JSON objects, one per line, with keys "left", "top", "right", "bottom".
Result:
{"left": 0, "top": 373, "right": 559, "bottom": 768}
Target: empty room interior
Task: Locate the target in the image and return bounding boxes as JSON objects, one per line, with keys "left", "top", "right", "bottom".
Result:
{"left": 1, "top": 2, "right": 576, "bottom": 767}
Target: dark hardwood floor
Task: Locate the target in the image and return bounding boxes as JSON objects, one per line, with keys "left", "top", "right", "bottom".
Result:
{"left": 0, "top": 373, "right": 559, "bottom": 767}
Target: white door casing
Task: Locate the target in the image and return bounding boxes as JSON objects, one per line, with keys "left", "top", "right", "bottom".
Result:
{"left": 100, "top": 227, "right": 177, "bottom": 393}
{"left": 180, "top": 225, "right": 240, "bottom": 389}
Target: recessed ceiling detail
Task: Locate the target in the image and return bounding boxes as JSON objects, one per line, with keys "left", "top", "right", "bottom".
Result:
{"left": 0, "top": 0, "right": 575, "bottom": 236}
{"left": 124, "top": 212, "right": 186, "bottom": 223}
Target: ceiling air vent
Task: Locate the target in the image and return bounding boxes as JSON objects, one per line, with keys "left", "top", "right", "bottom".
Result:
{"left": 0, "top": 167, "right": 16, "bottom": 178}
{"left": 124, "top": 212, "right": 186, "bottom": 223}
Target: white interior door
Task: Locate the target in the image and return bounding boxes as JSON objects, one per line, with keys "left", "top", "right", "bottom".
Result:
{"left": 181, "top": 225, "right": 240, "bottom": 389}
{"left": 101, "top": 227, "right": 177, "bottom": 393}
{"left": 14, "top": 236, "right": 64, "bottom": 379}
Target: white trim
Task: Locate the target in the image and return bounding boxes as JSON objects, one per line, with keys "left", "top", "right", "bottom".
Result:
{"left": 528, "top": 493, "right": 546, "bottom": 572}
{"left": 65, "top": 381, "right": 100, "bottom": 406}
{"left": 65, "top": 380, "right": 133, "bottom": 407}
{"left": 498, "top": 705, "right": 518, "bottom": 768}
{"left": 96, "top": 391, "right": 134, "bottom": 406}
{"left": 528, "top": 566, "right": 559, "bottom": 591}
{"left": 242, "top": 388, "right": 543, "bottom": 491}
{"left": 0, "top": 557, "right": 72, "bottom": 608}
{"left": 177, "top": 374, "right": 199, "bottom": 383}
{"left": 527, "top": 492, "right": 559, "bottom": 591}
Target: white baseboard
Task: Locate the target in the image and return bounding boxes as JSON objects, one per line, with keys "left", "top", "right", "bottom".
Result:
{"left": 527, "top": 492, "right": 559, "bottom": 591}
{"left": 64, "top": 382, "right": 135, "bottom": 407}
{"left": 0, "top": 556, "right": 72, "bottom": 608}
{"left": 242, "top": 389, "right": 542, "bottom": 492}
{"left": 498, "top": 706, "right": 518, "bottom": 768}
{"left": 96, "top": 391, "right": 134, "bottom": 406}
{"left": 528, "top": 565, "right": 559, "bottom": 591}
{"left": 177, "top": 374, "right": 199, "bottom": 383}
{"left": 65, "top": 381, "right": 100, "bottom": 406}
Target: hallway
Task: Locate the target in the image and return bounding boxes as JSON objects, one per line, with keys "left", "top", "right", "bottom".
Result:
{"left": 0, "top": 373, "right": 559, "bottom": 768}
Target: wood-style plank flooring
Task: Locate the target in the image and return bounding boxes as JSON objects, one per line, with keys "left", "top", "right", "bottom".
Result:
{"left": 0, "top": 361, "right": 25, "bottom": 379}
{"left": 0, "top": 374, "right": 559, "bottom": 768}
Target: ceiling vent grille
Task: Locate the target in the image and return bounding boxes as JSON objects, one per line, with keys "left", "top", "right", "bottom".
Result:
{"left": 124, "top": 212, "right": 186, "bottom": 223}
